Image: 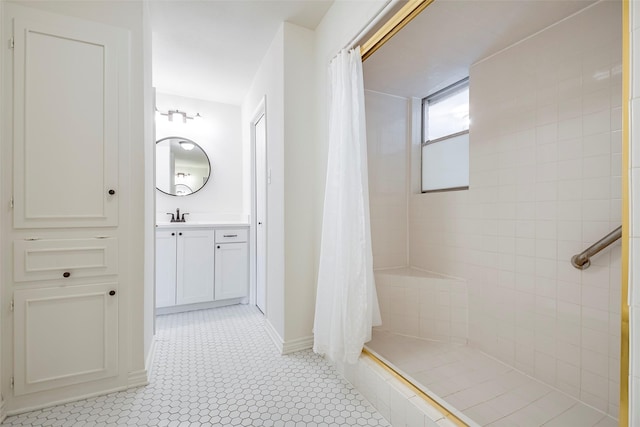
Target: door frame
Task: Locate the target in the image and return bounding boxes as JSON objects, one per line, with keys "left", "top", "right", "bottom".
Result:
{"left": 249, "top": 96, "right": 266, "bottom": 312}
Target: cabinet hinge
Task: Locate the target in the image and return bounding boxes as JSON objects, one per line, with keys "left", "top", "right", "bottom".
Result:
{"left": 9, "top": 197, "right": 13, "bottom": 209}
{"left": 9, "top": 37, "right": 14, "bottom": 49}
{"left": 10, "top": 299, "right": 14, "bottom": 312}
{"left": 10, "top": 377, "right": 14, "bottom": 389}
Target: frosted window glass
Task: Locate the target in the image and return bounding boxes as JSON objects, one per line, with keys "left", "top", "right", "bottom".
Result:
{"left": 426, "top": 85, "right": 469, "bottom": 141}
{"left": 421, "top": 132, "right": 469, "bottom": 192}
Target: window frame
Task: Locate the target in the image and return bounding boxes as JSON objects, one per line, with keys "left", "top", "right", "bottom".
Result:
{"left": 421, "top": 77, "right": 470, "bottom": 194}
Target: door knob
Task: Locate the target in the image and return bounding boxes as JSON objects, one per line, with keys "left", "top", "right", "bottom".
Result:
{"left": 108, "top": 189, "right": 116, "bottom": 195}
{"left": 109, "top": 290, "right": 116, "bottom": 296}
{"left": 217, "top": 245, "right": 220, "bottom": 249}
{"left": 63, "top": 272, "right": 71, "bottom": 278}
{"left": 258, "top": 222, "right": 262, "bottom": 225}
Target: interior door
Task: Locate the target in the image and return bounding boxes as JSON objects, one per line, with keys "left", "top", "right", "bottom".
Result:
{"left": 255, "top": 114, "right": 267, "bottom": 314}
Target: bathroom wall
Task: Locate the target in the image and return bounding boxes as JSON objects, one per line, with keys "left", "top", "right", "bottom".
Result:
{"left": 155, "top": 92, "right": 244, "bottom": 222}
{"left": 365, "top": 90, "right": 409, "bottom": 269}
{"left": 409, "top": 2, "right": 622, "bottom": 416}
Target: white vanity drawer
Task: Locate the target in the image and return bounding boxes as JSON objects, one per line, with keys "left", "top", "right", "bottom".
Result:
{"left": 215, "top": 229, "right": 248, "bottom": 243}
{"left": 14, "top": 237, "right": 118, "bottom": 282}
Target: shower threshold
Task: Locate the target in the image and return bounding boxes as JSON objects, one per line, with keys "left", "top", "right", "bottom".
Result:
{"left": 365, "top": 330, "right": 616, "bottom": 427}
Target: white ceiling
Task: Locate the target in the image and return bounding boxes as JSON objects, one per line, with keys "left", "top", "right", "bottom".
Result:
{"left": 150, "top": 0, "right": 334, "bottom": 106}
{"left": 363, "top": 0, "right": 598, "bottom": 99}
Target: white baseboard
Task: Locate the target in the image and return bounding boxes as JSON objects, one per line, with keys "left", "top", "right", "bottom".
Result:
{"left": 156, "top": 298, "right": 243, "bottom": 315}
{"left": 282, "top": 335, "right": 314, "bottom": 354}
{"left": 262, "top": 320, "right": 313, "bottom": 355}
{"left": 0, "top": 397, "right": 6, "bottom": 424}
{"left": 263, "top": 319, "right": 284, "bottom": 354}
{"left": 127, "top": 369, "right": 149, "bottom": 389}
{"left": 145, "top": 336, "right": 156, "bottom": 379}
{"left": 6, "top": 384, "right": 131, "bottom": 417}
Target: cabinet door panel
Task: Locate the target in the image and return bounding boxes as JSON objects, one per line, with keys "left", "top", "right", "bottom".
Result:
{"left": 176, "top": 230, "right": 214, "bottom": 305}
{"left": 215, "top": 242, "right": 248, "bottom": 300}
{"left": 156, "top": 231, "right": 177, "bottom": 308}
{"left": 13, "top": 283, "right": 118, "bottom": 396}
{"left": 12, "top": 12, "right": 122, "bottom": 228}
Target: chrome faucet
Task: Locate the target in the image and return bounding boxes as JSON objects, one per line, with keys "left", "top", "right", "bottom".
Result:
{"left": 166, "top": 208, "right": 189, "bottom": 223}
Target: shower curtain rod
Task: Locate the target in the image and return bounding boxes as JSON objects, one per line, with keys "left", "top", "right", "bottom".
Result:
{"left": 359, "top": 0, "right": 434, "bottom": 62}
{"left": 342, "top": 0, "right": 396, "bottom": 53}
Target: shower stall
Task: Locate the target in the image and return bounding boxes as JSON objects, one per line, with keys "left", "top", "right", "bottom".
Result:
{"left": 361, "top": 1, "right": 622, "bottom": 425}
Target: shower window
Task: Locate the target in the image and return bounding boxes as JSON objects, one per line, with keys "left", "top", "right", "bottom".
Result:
{"left": 421, "top": 78, "right": 469, "bottom": 193}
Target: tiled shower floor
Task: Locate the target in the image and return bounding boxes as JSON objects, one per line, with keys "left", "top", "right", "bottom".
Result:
{"left": 3, "top": 305, "right": 390, "bottom": 426}
{"left": 366, "top": 330, "right": 617, "bottom": 427}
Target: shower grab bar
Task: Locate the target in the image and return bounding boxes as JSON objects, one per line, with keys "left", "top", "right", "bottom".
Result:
{"left": 571, "top": 226, "right": 622, "bottom": 270}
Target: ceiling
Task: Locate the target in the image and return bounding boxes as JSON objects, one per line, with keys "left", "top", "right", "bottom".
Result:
{"left": 149, "top": 0, "right": 334, "bottom": 106}
{"left": 363, "top": 0, "right": 598, "bottom": 99}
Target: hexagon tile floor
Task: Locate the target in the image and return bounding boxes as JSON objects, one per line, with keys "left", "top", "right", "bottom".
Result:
{"left": 2, "top": 304, "right": 391, "bottom": 426}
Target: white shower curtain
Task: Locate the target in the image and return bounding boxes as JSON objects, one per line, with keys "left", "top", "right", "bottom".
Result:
{"left": 313, "top": 47, "right": 382, "bottom": 364}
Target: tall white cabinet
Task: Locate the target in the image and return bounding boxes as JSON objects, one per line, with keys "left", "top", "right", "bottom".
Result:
{"left": 156, "top": 225, "right": 248, "bottom": 313}
{"left": 2, "top": 3, "right": 137, "bottom": 412}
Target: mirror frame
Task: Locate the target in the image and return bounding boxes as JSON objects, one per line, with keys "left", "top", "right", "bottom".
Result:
{"left": 155, "top": 136, "right": 211, "bottom": 197}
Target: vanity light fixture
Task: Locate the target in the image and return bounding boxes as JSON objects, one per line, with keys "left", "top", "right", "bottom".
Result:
{"left": 156, "top": 108, "right": 202, "bottom": 124}
{"left": 179, "top": 140, "right": 195, "bottom": 151}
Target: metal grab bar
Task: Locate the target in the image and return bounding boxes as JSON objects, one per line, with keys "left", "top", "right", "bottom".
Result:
{"left": 571, "top": 226, "right": 622, "bottom": 270}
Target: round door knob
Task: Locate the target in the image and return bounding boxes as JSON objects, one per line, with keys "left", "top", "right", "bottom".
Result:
{"left": 171, "top": 232, "right": 175, "bottom": 236}
{"left": 258, "top": 222, "right": 262, "bottom": 225}
{"left": 179, "top": 232, "right": 182, "bottom": 236}
{"left": 217, "top": 245, "right": 220, "bottom": 249}
{"left": 109, "top": 290, "right": 116, "bottom": 296}
{"left": 108, "top": 189, "right": 116, "bottom": 195}
{"left": 63, "top": 272, "right": 71, "bottom": 278}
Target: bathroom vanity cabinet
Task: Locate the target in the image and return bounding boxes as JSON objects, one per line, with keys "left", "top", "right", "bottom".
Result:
{"left": 155, "top": 225, "right": 249, "bottom": 313}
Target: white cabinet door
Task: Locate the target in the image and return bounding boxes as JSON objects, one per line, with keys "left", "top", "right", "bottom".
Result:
{"left": 11, "top": 7, "right": 124, "bottom": 229}
{"left": 215, "top": 242, "right": 249, "bottom": 300}
{"left": 13, "top": 284, "right": 118, "bottom": 396}
{"left": 176, "top": 230, "right": 214, "bottom": 305}
{"left": 156, "top": 231, "right": 177, "bottom": 308}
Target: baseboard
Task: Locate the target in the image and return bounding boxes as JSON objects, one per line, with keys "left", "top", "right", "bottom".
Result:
{"left": 263, "top": 319, "right": 284, "bottom": 354}
{"left": 156, "top": 298, "right": 243, "bottom": 315}
{"left": 127, "top": 369, "right": 149, "bottom": 389}
{"left": 6, "top": 384, "right": 131, "bottom": 417}
{"left": 145, "top": 336, "right": 156, "bottom": 379}
{"left": 282, "top": 335, "right": 314, "bottom": 355}
{"left": 0, "top": 397, "right": 6, "bottom": 424}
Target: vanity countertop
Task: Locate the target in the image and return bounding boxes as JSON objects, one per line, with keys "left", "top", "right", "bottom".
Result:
{"left": 155, "top": 221, "right": 250, "bottom": 229}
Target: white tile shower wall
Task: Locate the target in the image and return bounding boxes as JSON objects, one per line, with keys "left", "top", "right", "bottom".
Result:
{"left": 409, "top": 2, "right": 622, "bottom": 417}
{"left": 375, "top": 269, "right": 468, "bottom": 343}
{"left": 366, "top": 90, "right": 409, "bottom": 269}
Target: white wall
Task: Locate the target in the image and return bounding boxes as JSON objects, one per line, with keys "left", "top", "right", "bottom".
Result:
{"left": 242, "top": 24, "right": 286, "bottom": 341}
{"left": 241, "top": 22, "right": 316, "bottom": 349}
{"left": 409, "top": 2, "right": 622, "bottom": 416}
{"left": 156, "top": 93, "right": 244, "bottom": 223}
{"left": 365, "top": 90, "right": 409, "bottom": 269}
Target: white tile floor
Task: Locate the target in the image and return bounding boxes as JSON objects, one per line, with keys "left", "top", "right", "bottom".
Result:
{"left": 366, "top": 330, "right": 617, "bottom": 427}
{"left": 3, "top": 305, "right": 390, "bottom": 427}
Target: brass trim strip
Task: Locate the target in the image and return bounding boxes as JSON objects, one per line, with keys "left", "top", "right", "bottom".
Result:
{"left": 360, "top": 0, "right": 435, "bottom": 62}
{"left": 620, "top": 1, "right": 630, "bottom": 425}
{"left": 361, "top": 348, "right": 469, "bottom": 427}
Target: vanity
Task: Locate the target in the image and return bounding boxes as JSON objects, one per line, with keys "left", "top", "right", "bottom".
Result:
{"left": 155, "top": 222, "right": 249, "bottom": 314}
{"left": 155, "top": 135, "right": 250, "bottom": 314}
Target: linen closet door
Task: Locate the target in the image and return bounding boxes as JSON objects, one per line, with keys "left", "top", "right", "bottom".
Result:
{"left": 5, "top": 4, "right": 128, "bottom": 399}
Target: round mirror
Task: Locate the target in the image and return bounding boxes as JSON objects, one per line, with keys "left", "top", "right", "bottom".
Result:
{"left": 155, "top": 136, "right": 210, "bottom": 196}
